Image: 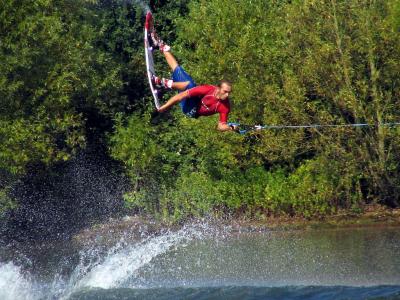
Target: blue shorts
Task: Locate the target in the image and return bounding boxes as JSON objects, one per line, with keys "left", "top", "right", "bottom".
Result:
{"left": 172, "top": 66, "right": 199, "bottom": 118}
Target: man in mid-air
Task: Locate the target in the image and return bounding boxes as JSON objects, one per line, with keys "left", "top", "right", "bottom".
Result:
{"left": 149, "top": 33, "right": 238, "bottom": 132}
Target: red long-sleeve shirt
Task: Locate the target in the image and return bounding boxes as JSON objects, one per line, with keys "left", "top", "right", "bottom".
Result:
{"left": 187, "top": 85, "right": 231, "bottom": 123}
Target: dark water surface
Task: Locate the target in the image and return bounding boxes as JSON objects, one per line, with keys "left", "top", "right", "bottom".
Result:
{"left": 1, "top": 224, "right": 400, "bottom": 299}
{"left": 69, "top": 286, "right": 400, "bottom": 300}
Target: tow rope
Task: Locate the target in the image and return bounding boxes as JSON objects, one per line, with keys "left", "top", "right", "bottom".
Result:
{"left": 229, "top": 122, "right": 400, "bottom": 134}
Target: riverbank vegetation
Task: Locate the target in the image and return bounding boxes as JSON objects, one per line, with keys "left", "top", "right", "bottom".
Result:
{"left": 1, "top": 0, "right": 400, "bottom": 226}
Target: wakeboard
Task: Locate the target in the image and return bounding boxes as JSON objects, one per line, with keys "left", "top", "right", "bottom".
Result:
{"left": 144, "top": 11, "right": 161, "bottom": 109}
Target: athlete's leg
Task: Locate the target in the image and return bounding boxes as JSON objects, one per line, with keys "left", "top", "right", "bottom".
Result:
{"left": 150, "top": 34, "right": 192, "bottom": 91}
{"left": 152, "top": 75, "right": 189, "bottom": 91}
{"left": 154, "top": 63, "right": 198, "bottom": 117}
{"left": 150, "top": 30, "right": 192, "bottom": 90}
{"left": 172, "top": 81, "right": 190, "bottom": 90}
{"left": 150, "top": 33, "right": 178, "bottom": 72}
{"left": 162, "top": 51, "right": 190, "bottom": 90}
{"left": 156, "top": 51, "right": 190, "bottom": 90}
{"left": 163, "top": 51, "right": 178, "bottom": 72}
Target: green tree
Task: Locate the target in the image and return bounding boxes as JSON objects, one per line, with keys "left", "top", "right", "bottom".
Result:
{"left": 281, "top": 0, "right": 400, "bottom": 206}
{"left": 0, "top": 0, "right": 156, "bottom": 216}
{"left": 110, "top": 0, "right": 400, "bottom": 220}
{"left": 0, "top": 0, "right": 121, "bottom": 173}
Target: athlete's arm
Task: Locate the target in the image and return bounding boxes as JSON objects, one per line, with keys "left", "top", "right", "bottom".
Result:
{"left": 158, "top": 90, "right": 190, "bottom": 112}
{"left": 217, "top": 112, "right": 238, "bottom": 132}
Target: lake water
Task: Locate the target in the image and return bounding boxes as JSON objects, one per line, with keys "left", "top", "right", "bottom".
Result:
{"left": 1, "top": 223, "right": 400, "bottom": 299}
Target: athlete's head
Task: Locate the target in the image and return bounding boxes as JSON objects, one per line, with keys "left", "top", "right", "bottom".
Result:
{"left": 216, "top": 79, "right": 232, "bottom": 101}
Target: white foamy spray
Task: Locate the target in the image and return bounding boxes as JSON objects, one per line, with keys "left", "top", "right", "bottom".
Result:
{"left": 0, "top": 222, "right": 214, "bottom": 300}
{"left": 61, "top": 224, "right": 206, "bottom": 298}
{"left": 0, "top": 262, "right": 40, "bottom": 300}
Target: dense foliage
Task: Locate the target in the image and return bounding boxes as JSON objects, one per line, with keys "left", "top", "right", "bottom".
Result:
{"left": 2, "top": 0, "right": 400, "bottom": 221}
{"left": 111, "top": 0, "right": 400, "bottom": 220}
